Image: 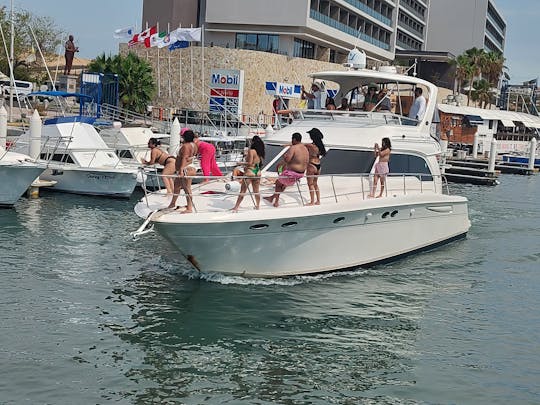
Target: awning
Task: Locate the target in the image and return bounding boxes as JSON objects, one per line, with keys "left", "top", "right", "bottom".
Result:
{"left": 463, "top": 115, "right": 484, "bottom": 126}
{"left": 500, "top": 119, "right": 515, "bottom": 127}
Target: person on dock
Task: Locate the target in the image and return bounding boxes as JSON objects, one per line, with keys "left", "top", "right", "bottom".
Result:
{"left": 231, "top": 136, "right": 265, "bottom": 212}
{"left": 168, "top": 130, "right": 198, "bottom": 213}
{"left": 264, "top": 133, "right": 309, "bottom": 207}
{"left": 193, "top": 133, "right": 223, "bottom": 181}
{"left": 305, "top": 128, "right": 327, "bottom": 206}
{"left": 64, "top": 35, "right": 79, "bottom": 75}
{"left": 141, "top": 137, "right": 176, "bottom": 195}
{"left": 370, "top": 137, "right": 392, "bottom": 198}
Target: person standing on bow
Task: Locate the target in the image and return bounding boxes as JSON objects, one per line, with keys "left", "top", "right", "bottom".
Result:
{"left": 231, "top": 136, "right": 265, "bottom": 212}
{"left": 370, "top": 137, "right": 392, "bottom": 198}
{"left": 141, "top": 137, "right": 176, "bottom": 195}
{"left": 168, "top": 130, "right": 198, "bottom": 213}
{"left": 193, "top": 133, "right": 223, "bottom": 181}
{"left": 305, "top": 128, "right": 326, "bottom": 206}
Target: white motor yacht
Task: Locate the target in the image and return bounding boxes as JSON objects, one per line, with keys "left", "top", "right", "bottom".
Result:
{"left": 0, "top": 147, "right": 45, "bottom": 207}
{"left": 13, "top": 118, "right": 138, "bottom": 198}
{"left": 133, "top": 68, "right": 471, "bottom": 277}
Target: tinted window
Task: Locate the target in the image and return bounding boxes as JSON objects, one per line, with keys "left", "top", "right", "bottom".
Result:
{"left": 389, "top": 154, "right": 432, "bottom": 180}
{"left": 263, "top": 144, "right": 288, "bottom": 171}
{"left": 322, "top": 149, "right": 375, "bottom": 174}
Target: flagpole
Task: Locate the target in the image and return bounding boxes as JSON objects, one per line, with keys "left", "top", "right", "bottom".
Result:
{"left": 190, "top": 24, "right": 194, "bottom": 107}
{"left": 201, "top": 24, "right": 205, "bottom": 111}
{"left": 157, "top": 22, "right": 161, "bottom": 99}
{"left": 167, "top": 23, "right": 172, "bottom": 101}
{"left": 9, "top": 0, "right": 14, "bottom": 121}
{"left": 179, "top": 24, "right": 182, "bottom": 103}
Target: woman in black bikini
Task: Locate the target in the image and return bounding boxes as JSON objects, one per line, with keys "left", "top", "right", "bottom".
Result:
{"left": 305, "top": 128, "right": 326, "bottom": 205}
{"left": 142, "top": 137, "right": 176, "bottom": 195}
{"left": 231, "top": 136, "right": 265, "bottom": 212}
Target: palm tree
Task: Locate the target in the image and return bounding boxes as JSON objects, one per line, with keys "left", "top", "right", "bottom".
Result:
{"left": 463, "top": 47, "right": 486, "bottom": 106}
{"left": 87, "top": 52, "right": 155, "bottom": 113}
{"left": 472, "top": 79, "right": 492, "bottom": 109}
{"left": 454, "top": 54, "right": 473, "bottom": 96}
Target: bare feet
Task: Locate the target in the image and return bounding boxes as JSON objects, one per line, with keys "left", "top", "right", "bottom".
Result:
{"left": 263, "top": 196, "right": 273, "bottom": 203}
{"left": 273, "top": 201, "right": 279, "bottom": 207}
{"left": 230, "top": 207, "right": 239, "bottom": 213}
{"left": 315, "top": 201, "right": 320, "bottom": 205}
{"left": 306, "top": 202, "right": 315, "bottom": 206}
{"left": 376, "top": 195, "right": 383, "bottom": 198}
{"left": 180, "top": 209, "right": 193, "bottom": 214}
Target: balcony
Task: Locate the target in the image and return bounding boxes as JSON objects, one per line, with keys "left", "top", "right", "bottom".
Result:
{"left": 397, "top": 20, "right": 424, "bottom": 40}
{"left": 399, "top": 1, "right": 426, "bottom": 22}
{"left": 310, "top": 10, "right": 391, "bottom": 51}
{"left": 484, "top": 30, "right": 504, "bottom": 52}
{"left": 342, "top": 0, "right": 392, "bottom": 26}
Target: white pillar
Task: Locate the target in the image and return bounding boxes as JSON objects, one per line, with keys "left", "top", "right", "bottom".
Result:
{"left": 528, "top": 138, "right": 537, "bottom": 171}
{"left": 488, "top": 138, "right": 497, "bottom": 173}
{"left": 28, "top": 109, "right": 42, "bottom": 160}
{"left": 168, "top": 117, "right": 181, "bottom": 156}
{"left": 0, "top": 105, "right": 7, "bottom": 149}
{"left": 472, "top": 132, "right": 479, "bottom": 159}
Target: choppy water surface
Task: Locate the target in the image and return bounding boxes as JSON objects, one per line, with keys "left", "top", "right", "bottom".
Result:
{"left": 1, "top": 180, "right": 539, "bottom": 404}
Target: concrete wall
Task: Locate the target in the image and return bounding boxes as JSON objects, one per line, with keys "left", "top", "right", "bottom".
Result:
{"left": 425, "top": 0, "right": 488, "bottom": 55}
{"left": 205, "top": 0, "right": 310, "bottom": 27}
{"left": 121, "top": 44, "right": 347, "bottom": 116}
{"left": 142, "top": 0, "right": 200, "bottom": 29}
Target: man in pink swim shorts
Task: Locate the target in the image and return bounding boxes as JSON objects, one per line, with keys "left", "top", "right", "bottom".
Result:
{"left": 264, "top": 133, "right": 309, "bottom": 207}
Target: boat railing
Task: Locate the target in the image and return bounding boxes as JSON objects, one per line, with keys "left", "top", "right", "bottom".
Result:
{"left": 140, "top": 171, "right": 447, "bottom": 213}
{"left": 287, "top": 108, "right": 419, "bottom": 126}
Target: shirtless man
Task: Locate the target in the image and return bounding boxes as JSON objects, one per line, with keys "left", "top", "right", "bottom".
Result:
{"left": 168, "top": 130, "right": 198, "bottom": 213}
{"left": 264, "top": 133, "right": 309, "bottom": 207}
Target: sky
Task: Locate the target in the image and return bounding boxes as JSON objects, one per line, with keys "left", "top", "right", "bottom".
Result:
{"left": 0, "top": 0, "right": 538, "bottom": 84}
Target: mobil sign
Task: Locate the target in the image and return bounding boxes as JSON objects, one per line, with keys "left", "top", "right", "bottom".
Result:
{"left": 265, "top": 81, "right": 301, "bottom": 99}
{"left": 209, "top": 69, "right": 244, "bottom": 117}
{"left": 210, "top": 68, "right": 244, "bottom": 90}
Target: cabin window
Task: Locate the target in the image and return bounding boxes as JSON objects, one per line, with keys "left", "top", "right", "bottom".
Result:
{"left": 40, "top": 153, "right": 74, "bottom": 164}
{"left": 117, "top": 150, "right": 133, "bottom": 159}
{"left": 322, "top": 149, "right": 376, "bottom": 174}
{"left": 389, "top": 154, "right": 432, "bottom": 180}
{"left": 264, "top": 144, "right": 289, "bottom": 171}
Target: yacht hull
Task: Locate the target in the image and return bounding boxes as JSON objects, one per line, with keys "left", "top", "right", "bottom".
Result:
{"left": 150, "top": 196, "right": 470, "bottom": 277}
{"left": 40, "top": 167, "right": 138, "bottom": 197}
{"left": 0, "top": 164, "right": 45, "bottom": 207}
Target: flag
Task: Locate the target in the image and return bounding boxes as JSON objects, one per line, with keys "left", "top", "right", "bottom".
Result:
{"left": 113, "top": 27, "right": 134, "bottom": 39}
{"left": 157, "top": 33, "right": 173, "bottom": 49}
{"left": 131, "top": 26, "right": 157, "bottom": 44}
{"left": 168, "top": 40, "right": 190, "bottom": 51}
{"left": 169, "top": 27, "right": 202, "bottom": 42}
{"left": 145, "top": 31, "right": 166, "bottom": 48}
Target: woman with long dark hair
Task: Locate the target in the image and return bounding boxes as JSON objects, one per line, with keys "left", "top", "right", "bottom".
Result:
{"left": 142, "top": 137, "right": 176, "bottom": 194}
{"left": 231, "top": 136, "right": 265, "bottom": 211}
{"left": 305, "top": 128, "right": 326, "bottom": 205}
{"left": 370, "top": 137, "right": 392, "bottom": 198}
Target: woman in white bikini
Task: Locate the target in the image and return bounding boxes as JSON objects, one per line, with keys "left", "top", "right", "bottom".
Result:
{"left": 370, "top": 137, "right": 391, "bottom": 198}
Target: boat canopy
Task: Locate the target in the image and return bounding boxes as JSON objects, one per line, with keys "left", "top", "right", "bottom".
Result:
{"left": 463, "top": 115, "right": 484, "bottom": 126}
{"left": 500, "top": 119, "right": 515, "bottom": 128}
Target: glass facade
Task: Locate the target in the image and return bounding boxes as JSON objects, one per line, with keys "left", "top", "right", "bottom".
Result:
{"left": 235, "top": 33, "right": 279, "bottom": 53}
{"left": 294, "top": 38, "right": 316, "bottom": 59}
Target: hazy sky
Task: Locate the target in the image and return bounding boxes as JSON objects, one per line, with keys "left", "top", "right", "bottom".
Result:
{"left": 1, "top": 0, "right": 537, "bottom": 84}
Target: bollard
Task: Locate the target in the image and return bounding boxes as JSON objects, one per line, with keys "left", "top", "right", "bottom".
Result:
{"left": 28, "top": 110, "right": 42, "bottom": 160}
{"left": 488, "top": 138, "right": 497, "bottom": 173}
{"left": 528, "top": 138, "right": 537, "bottom": 171}
{"left": 0, "top": 105, "right": 7, "bottom": 149}
{"left": 168, "top": 117, "right": 181, "bottom": 156}
{"left": 472, "top": 132, "right": 479, "bottom": 159}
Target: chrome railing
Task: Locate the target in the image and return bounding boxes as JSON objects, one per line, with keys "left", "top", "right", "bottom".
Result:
{"left": 140, "top": 171, "right": 446, "bottom": 213}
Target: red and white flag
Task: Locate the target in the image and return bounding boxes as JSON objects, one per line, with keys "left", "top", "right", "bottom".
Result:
{"left": 130, "top": 26, "right": 157, "bottom": 45}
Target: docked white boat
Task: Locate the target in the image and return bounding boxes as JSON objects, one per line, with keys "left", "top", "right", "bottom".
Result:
{"left": 0, "top": 147, "right": 45, "bottom": 207}
{"left": 14, "top": 118, "right": 138, "bottom": 197}
{"left": 133, "top": 67, "right": 471, "bottom": 277}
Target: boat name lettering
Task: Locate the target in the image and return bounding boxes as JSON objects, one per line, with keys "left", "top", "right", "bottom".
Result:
{"left": 87, "top": 173, "right": 116, "bottom": 180}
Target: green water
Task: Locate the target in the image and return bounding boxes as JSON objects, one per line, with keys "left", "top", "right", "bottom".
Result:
{"left": 1, "top": 178, "right": 539, "bottom": 404}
